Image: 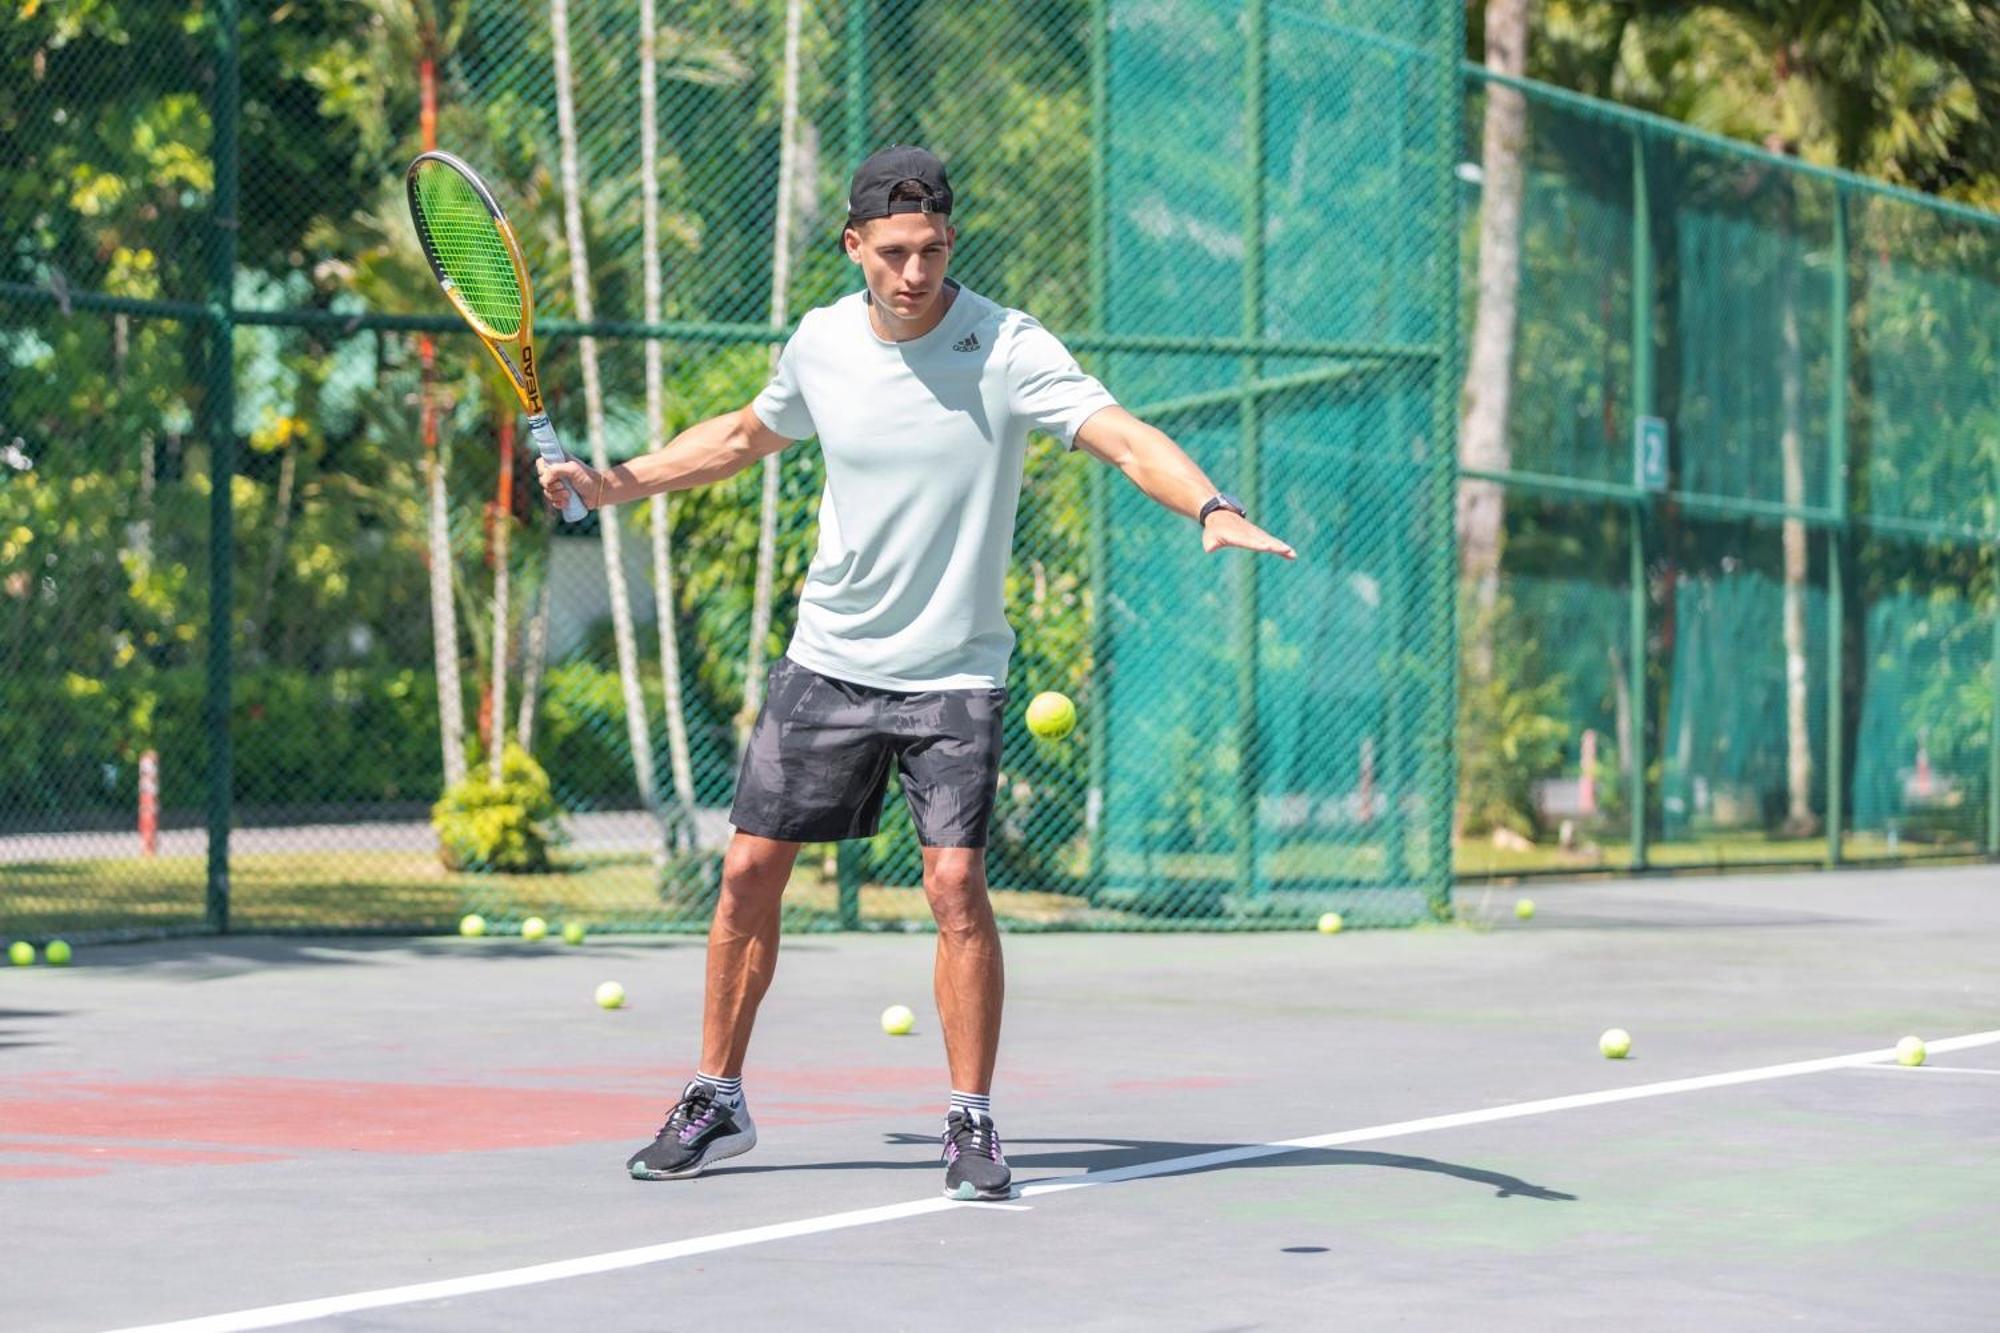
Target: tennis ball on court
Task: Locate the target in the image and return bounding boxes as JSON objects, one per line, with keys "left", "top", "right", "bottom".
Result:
{"left": 881, "top": 1004, "right": 916, "bottom": 1036}
{"left": 1895, "top": 1035, "right": 1927, "bottom": 1067}
{"left": 8, "top": 941, "right": 35, "bottom": 967}
{"left": 561, "top": 921, "right": 587, "bottom": 946}
{"left": 458, "top": 913, "right": 487, "bottom": 938}
{"left": 1025, "top": 691, "right": 1077, "bottom": 741}
{"left": 520, "top": 916, "right": 548, "bottom": 943}
{"left": 1599, "top": 1027, "right": 1633, "bottom": 1059}
{"left": 1515, "top": 897, "right": 1536, "bottom": 921}
{"left": 1317, "top": 911, "right": 1344, "bottom": 935}
{"left": 595, "top": 981, "right": 626, "bottom": 1010}
{"left": 45, "top": 940, "right": 71, "bottom": 966}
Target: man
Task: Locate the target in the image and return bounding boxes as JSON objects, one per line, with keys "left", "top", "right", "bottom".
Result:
{"left": 539, "top": 145, "right": 1294, "bottom": 1201}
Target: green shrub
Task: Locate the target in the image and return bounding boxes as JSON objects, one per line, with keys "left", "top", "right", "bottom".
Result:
{"left": 431, "top": 745, "right": 567, "bottom": 873}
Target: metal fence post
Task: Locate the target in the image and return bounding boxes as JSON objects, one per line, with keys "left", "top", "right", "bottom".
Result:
{"left": 1825, "top": 186, "right": 1849, "bottom": 865}
{"left": 1234, "top": 0, "right": 1267, "bottom": 898}
{"left": 1990, "top": 609, "right": 2000, "bottom": 857}
{"left": 1085, "top": 0, "right": 1111, "bottom": 896}
{"left": 1628, "top": 129, "right": 1652, "bottom": 870}
{"left": 204, "top": 0, "right": 241, "bottom": 933}
{"left": 835, "top": 0, "right": 871, "bottom": 929}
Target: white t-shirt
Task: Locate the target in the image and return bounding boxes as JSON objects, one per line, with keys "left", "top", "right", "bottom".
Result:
{"left": 751, "top": 282, "right": 1116, "bottom": 690}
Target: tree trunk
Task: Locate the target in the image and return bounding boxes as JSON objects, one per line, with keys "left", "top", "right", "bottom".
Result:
{"left": 418, "top": 52, "right": 465, "bottom": 790}
{"left": 1456, "top": 0, "right": 1530, "bottom": 685}
{"left": 739, "top": 0, "right": 805, "bottom": 752}
{"left": 486, "top": 415, "right": 515, "bottom": 784}
{"left": 641, "top": 0, "right": 699, "bottom": 829}
{"left": 515, "top": 561, "right": 554, "bottom": 753}
{"left": 1778, "top": 250, "right": 1816, "bottom": 835}
{"left": 551, "top": 0, "right": 658, "bottom": 810}
{"left": 250, "top": 438, "right": 297, "bottom": 659}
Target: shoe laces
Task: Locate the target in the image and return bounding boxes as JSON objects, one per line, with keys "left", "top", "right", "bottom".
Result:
{"left": 662, "top": 1083, "right": 722, "bottom": 1145}
{"left": 943, "top": 1112, "right": 1001, "bottom": 1163}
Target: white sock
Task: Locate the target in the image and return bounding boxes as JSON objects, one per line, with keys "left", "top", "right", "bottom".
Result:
{"left": 696, "top": 1072, "right": 743, "bottom": 1103}
{"left": 948, "top": 1090, "right": 992, "bottom": 1123}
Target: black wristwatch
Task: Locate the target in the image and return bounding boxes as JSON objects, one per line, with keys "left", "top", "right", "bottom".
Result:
{"left": 1198, "top": 492, "right": 1246, "bottom": 526}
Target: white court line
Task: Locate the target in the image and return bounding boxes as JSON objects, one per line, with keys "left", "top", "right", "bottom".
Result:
{"left": 1847, "top": 1062, "right": 2000, "bottom": 1078}
{"left": 106, "top": 1028, "right": 2000, "bottom": 1333}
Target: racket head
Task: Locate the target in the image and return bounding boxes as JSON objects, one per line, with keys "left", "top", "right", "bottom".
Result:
{"left": 406, "top": 151, "right": 531, "bottom": 341}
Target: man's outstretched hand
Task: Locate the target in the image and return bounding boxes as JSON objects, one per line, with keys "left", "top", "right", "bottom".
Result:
{"left": 1202, "top": 510, "right": 1296, "bottom": 560}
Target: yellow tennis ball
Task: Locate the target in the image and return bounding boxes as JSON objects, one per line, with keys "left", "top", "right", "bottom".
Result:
{"left": 881, "top": 1004, "right": 916, "bottom": 1036}
{"left": 1025, "top": 691, "right": 1077, "bottom": 740}
{"left": 521, "top": 916, "right": 548, "bottom": 942}
{"left": 1317, "top": 911, "right": 1344, "bottom": 935}
{"left": 595, "top": 981, "right": 626, "bottom": 1010}
{"left": 1895, "top": 1035, "right": 1926, "bottom": 1067}
{"left": 8, "top": 941, "right": 35, "bottom": 967}
{"left": 45, "top": 940, "right": 72, "bottom": 966}
{"left": 458, "top": 913, "right": 487, "bottom": 938}
{"left": 561, "top": 921, "right": 587, "bottom": 946}
{"left": 1599, "top": 1027, "right": 1632, "bottom": 1059}
{"left": 1515, "top": 897, "right": 1536, "bottom": 921}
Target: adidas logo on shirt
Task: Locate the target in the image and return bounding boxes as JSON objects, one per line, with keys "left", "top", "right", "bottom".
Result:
{"left": 953, "top": 332, "right": 981, "bottom": 352}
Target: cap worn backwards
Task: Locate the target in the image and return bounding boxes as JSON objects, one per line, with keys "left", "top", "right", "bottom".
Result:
{"left": 846, "top": 144, "right": 954, "bottom": 222}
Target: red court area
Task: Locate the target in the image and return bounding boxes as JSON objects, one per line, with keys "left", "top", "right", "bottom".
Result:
{"left": 0, "top": 1064, "right": 969, "bottom": 1170}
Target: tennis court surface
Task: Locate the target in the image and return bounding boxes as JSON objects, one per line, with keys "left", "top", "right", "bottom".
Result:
{"left": 6, "top": 865, "right": 1996, "bottom": 1332}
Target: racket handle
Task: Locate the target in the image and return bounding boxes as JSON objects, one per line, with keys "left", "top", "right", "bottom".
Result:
{"left": 527, "top": 413, "right": 589, "bottom": 523}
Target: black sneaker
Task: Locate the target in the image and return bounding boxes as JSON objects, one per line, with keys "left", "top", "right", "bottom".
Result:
{"left": 627, "top": 1080, "right": 757, "bottom": 1181}
{"left": 941, "top": 1109, "right": 1011, "bottom": 1201}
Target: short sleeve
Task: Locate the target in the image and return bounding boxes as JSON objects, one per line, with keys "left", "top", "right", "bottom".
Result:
{"left": 1006, "top": 316, "right": 1117, "bottom": 447}
{"left": 751, "top": 328, "right": 816, "bottom": 440}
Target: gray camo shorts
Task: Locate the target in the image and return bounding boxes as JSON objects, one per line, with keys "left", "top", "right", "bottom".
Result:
{"left": 729, "top": 656, "right": 1007, "bottom": 848}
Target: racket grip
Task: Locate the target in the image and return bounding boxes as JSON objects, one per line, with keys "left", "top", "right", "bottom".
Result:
{"left": 527, "top": 413, "right": 589, "bottom": 523}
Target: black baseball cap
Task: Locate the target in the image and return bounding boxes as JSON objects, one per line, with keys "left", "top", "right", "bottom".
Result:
{"left": 845, "top": 144, "right": 953, "bottom": 223}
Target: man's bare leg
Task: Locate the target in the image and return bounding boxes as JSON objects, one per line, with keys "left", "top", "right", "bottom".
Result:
{"left": 923, "top": 846, "right": 1003, "bottom": 1094}
{"left": 699, "top": 832, "right": 802, "bottom": 1078}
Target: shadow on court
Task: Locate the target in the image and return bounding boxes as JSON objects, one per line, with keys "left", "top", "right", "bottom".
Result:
{"left": 719, "top": 1136, "right": 1579, "bottom": 1201}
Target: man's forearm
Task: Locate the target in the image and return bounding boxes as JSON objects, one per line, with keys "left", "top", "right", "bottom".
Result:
{"left": 1116, "top": 421, "right": 1221, "bottom": 520}
{"left": 599, "top": 410, "right": 764, "bottom": 505}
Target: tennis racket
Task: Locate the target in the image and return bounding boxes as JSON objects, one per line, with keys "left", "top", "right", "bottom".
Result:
{"left": 405, "top": 150, "right": 587, "bottom": 522}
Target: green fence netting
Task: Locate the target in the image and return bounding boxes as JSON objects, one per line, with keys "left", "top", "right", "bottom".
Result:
{"left": 1456, "top": 73, "right": 2000, "bottom": 878}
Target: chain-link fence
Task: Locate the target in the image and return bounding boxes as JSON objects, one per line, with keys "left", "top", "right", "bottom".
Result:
{"left": 2, "top": 0, "right": 1460, "bottom": 938}
{"left": 7, "top": 4, "right": 1995, "bottom": 942}
{"left": 1456, "top": 71, "right": 2000, "bottom": 879}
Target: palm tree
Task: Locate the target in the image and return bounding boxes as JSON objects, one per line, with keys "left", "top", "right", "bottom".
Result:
{"left": 739, "top": 0, "right": 807, "bottom": 753}
{"left": 640, "top": 0, "right": 700, "bottom": 833}
{"left": 550, "top": 0, "right": 658, "bottom": 814}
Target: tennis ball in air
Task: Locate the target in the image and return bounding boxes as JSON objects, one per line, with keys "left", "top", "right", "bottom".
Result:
{"left": 8, "top": 941, "right": 35, "bottom": 967}
{"left": 881, "top": 1004, "right": 916, "bottom": 1036}
{"left": 458, "top": 913, "right": 487, "bottom": 938}
{"left": 561, "top": 921, "right": 587, "bottom": 946}
{"left": 1515, "top": 897, "right": 1536, "bottom": 921}
{"left": 595, "top": 980, "right": 626, "bottom": 1010}
{"left": 1599, "top": 1027, "right": 1633, "bottom": 1059}
{"left": 1317, "top": 911, "right": 1344, "bottom": 935}
{"left": 44, "top": 940, "right": 72, "bottom": 966}
{"left": 1025, "top": 691, "right": 1077, "bottom": 741}
{"left": 520, "top": 916, "right": 548, "bottom": 943}
{"left": 1895, "top": 1035, "right": 1927, "bottom": 1067}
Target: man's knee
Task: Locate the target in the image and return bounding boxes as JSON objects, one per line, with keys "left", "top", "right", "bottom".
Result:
{"left": 720, "top": 835, "right": 796, "bottom": 910}
{"left": 925, "top": 850, "right": 993, "bottom": 936}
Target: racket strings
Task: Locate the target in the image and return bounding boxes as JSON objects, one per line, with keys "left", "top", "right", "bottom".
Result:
{"left": 412, "top": 164, "right": 524, "bottom": 337}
